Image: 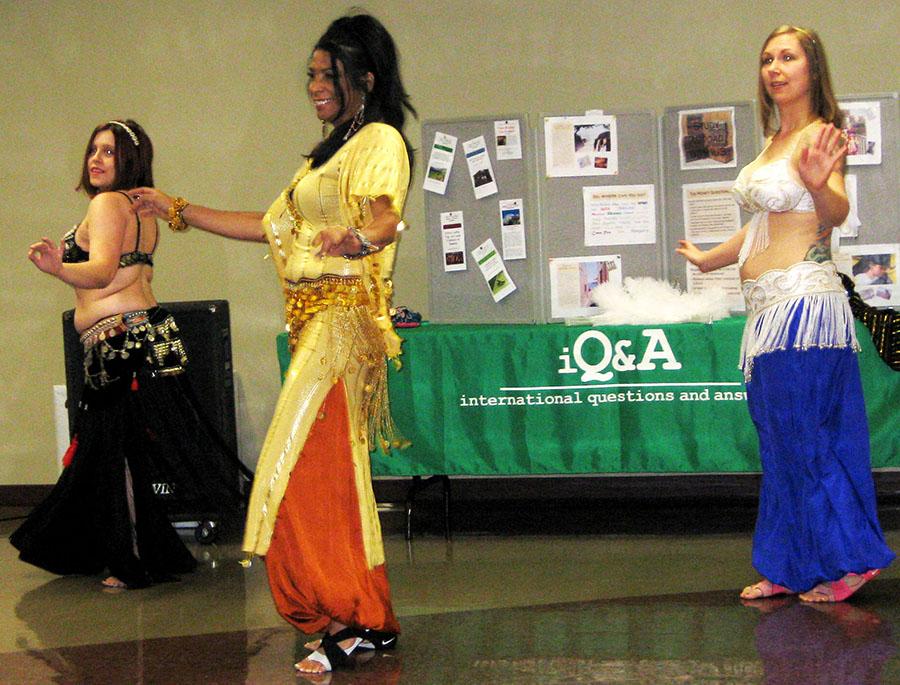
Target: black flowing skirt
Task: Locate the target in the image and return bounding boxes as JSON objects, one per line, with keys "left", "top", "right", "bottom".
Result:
{"left": 10, "top": 307, "right": 249, "bottom": 588}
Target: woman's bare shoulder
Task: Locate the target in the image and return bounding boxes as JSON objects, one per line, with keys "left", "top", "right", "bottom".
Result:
{"left": 87, "top": 191, "right": 132, "bottom": 218}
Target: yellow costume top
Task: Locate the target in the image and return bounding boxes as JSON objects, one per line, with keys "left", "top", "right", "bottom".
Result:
{"left": 242, "top": 123, "right": 410, "bottom": 561}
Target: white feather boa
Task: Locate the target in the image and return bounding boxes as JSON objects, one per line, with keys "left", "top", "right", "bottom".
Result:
{"left": 586, "top": 277, "right": 732, "bottom": 325}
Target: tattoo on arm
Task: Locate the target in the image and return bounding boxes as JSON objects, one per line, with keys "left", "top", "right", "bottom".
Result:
{"left": 805, "top": 226, "right": 832, "bottom": 263}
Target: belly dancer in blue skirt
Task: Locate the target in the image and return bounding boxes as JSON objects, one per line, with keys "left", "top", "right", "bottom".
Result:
{"left": 676, "top": 25, "right": 894, "bottom": 602}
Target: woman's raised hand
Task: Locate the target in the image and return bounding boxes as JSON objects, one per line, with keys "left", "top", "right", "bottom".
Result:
{"left": 28, "top": 237, "right": 63, "bottom": 276}
{"left": 128, "top": 187, "right": 173, "bottom": 220}
{"left": 799, "top": 123, "right": 847, "bottom": 192}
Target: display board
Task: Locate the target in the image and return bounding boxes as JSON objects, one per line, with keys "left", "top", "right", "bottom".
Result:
{"left": 537, "top": 110, "right": 663, "bottom": 322}
{"left": 834, "top": 93, "right": 899, "bottom": 305}
{"left": 422, "top": 115, "right": 541, "bottom": 323}
{"left": 662, "top": 94, "right": 898, "bottom": 308}
{"left": 421, "top": 96, "right": 898, "bottom": 322}
{"left": 661, "top": 102, "right": 758, "bottom": 299}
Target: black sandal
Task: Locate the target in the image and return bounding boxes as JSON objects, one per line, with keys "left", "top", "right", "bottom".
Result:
{"left": 354, "top": 627, "right": 399, "bottom": 650}
{"left": 296, "top": 628, "right": 363, "bottom": 673}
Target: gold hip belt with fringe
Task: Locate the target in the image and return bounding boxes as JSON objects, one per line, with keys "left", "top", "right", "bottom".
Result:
{"left": 284, "top": 275, "right": 370, "bottom": 351}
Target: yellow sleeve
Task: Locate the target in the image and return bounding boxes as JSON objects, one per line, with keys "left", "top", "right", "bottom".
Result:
{"left": 338, "top": 123, "right": 410, "bottom": 363}
{"left": 338, "top": 123, "right": 410, "bottom": 223}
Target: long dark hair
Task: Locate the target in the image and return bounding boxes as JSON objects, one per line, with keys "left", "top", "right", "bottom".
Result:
{"left": 757, "top": 26, "right": 843, "bottom": 136}
{"left": 77, "top": 119, "right": 154, "bottom": 197}
{"left": 307, "top": 13, "right": 416, "bottom": 170}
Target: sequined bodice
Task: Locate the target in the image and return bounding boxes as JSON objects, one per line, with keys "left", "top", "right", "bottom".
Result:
{"left": 731, "top": 140, "right": 815, "bottom": 214}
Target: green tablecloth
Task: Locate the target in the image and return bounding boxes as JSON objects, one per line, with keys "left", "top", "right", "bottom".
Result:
{"left": 277, "top": 318, "right": 899, "bottom": 476}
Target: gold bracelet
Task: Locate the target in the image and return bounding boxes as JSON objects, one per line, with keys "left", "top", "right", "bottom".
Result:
{"left": 168, "top": 197, "right": 190, "bottom": 232}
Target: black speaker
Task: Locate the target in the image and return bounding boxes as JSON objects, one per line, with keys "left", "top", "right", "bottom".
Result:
{"left": 62, "top": 300, "right": 238, "bottom": 457}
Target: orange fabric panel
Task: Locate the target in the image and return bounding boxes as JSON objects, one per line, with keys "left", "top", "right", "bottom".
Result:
{"left": 265, "top": 380, "right": 400, "bottom": 635}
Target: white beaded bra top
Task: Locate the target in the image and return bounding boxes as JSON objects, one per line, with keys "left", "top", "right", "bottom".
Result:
{"left": 731, "top": 139, "right": 816, "bottom": 214}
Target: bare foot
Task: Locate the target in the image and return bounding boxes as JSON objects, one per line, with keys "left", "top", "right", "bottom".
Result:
{"left": 102, "top": 576, "right": 127, "bottom": 589}
{"left": 740, "top": 579, "right": 795, "bottom": 600}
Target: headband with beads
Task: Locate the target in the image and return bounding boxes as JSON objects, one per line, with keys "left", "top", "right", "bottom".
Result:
{"left": 107, "top": 120, "right": 140, "bottom": 146}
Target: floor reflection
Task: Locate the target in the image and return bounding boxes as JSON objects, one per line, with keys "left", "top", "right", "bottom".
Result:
{"left": 750, "top": 597, "right": 895, "bottom": 685}
{"left": 2, "top": 526, "right": 898, "bottom": 684}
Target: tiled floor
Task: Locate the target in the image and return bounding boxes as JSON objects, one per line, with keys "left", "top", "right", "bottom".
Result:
{"left": 1, "top": 505, "right": 898, "bottom": 684}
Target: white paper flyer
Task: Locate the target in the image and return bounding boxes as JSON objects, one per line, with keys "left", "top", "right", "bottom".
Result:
{"left": 544, "top": 114, "right": 618, "bottom": 177}
{"left": 499, "top": 198, "right": 526, "bottom": 260}
{"left": 582, "top": 184, "right": 656, "bottom": 246}
{"left": 682, "top": 180, "right": 742, "bottom": 243}
{"left": 463, "top": 135, "right": 498, "bottom": 199}
{"left": 494, "top": 119, "right": 523, "bottom": 160}
{"left": 549, "top": 254, "right": 622, "bottom": 319}
{"left": 837, "top": 174, "right": 860, "bottom": 239}
{"left": 472, "top": 238, "right": 516, "bottom": 302}
{"left": 423, "top": 132, "right": 457, "bottom": 195}
{"left": 440, "top": 211, "right": 467, "bottom": 272}
{"left": 678, "top": 107, "right": 737, "bottom": 170}
{"left": 685, "top": 263, "right": 744, "bottom": 311}
{"left": 840, "top": 100, "right": 882, "bottom": 166}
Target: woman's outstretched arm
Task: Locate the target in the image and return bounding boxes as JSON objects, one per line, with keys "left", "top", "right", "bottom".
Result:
{"left": 129, "top": 187, "right": 267, "bottom": 243}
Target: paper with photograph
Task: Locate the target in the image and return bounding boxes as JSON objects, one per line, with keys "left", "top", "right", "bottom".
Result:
{"left": 544, "top": 114, "right": 618, "bottom": 177}
{"left": 678, "top": 107, "right": 737, "bottom": 170}
{"left": 845, "top": 243, "right": 899, "bottom": 306}
{"left": 682, "top": 180, "right": 742, "bottom": 243}
{"left": 440, "top": 210, "right": 467, "bottom": 272}
{"left": 499, "top": 198, "right": 527, "bottom": 260}
{"left": 582, "top": 184, "right": 656, "bottom": 246}
{"left": 472, "top": 238, "right": 516, "bottom": 302}
{"left": 494, "top": 120, "right": 523, "bottom": 160}
{"left": 685, "top": 263, "right": 744, "bottom": 311}
{"left": 423, "top": 132, "right": 457, "bottom": 195}
{"left": 549, "top": 254, "right": 622, "bottom": 319}
{"left": 840, "top": 101, "right": 882, "bottom": 166}
{"left": 463, "top": 135, "right": 498, "bottom": 199}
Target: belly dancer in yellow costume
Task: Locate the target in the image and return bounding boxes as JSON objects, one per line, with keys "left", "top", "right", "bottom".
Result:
{"left": 131, "top": 13, "right": 416, "bottom": 675}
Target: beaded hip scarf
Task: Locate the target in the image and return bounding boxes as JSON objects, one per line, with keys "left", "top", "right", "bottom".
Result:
{"left": 284, "top": 275, "right": 370, "bottom": 352}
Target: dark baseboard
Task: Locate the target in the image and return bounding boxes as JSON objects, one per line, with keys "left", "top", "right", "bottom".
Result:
{"left": 0, "top": 485, "right": 53, "bottom": 506}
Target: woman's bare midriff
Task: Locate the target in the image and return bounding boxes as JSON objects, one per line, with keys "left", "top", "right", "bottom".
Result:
{"left": 739, "top": 210, "right": 828, "bottom": 282}
{"left": 73, "top": 268, "right": 156, "bottom": 333}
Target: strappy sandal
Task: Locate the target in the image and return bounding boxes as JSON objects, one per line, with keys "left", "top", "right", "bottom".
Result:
{"left": 799, "top": 569, "right": 881, "bottom": 603}
{"left": 295, "top": 628, "right": 363, "bottom": 673}
{"left": 354, "top": 627, "right": 399, "bottom": 650}
{"left": 305, "top": 627, "right": 398, "bottom": 652}
{"left": 740, "top": 579, "right": 795, "bottom": 600}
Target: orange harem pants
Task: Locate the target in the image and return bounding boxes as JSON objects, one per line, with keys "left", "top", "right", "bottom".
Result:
{"left": 264, "top": 380, "right": 400, "bottom": 635}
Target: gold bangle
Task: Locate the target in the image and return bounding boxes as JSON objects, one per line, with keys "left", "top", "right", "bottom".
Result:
{"left": 168, "top": 197, "right": 190, "bottom": 232}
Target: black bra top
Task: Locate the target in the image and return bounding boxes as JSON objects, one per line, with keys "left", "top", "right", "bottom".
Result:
{"left": 62, "top": 191, "right": 157, "bottom": 267}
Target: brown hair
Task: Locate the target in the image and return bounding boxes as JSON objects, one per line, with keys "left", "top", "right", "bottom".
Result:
{"left": 77, "top": 119, "right": 154, "bottom": 197}
{"left": 757, "top": 26, "right": 843, "bottom": 135}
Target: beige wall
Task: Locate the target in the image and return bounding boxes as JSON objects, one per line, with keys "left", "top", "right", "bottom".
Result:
{"left": 1, "top": 0, "right": 897, "bottom": 483}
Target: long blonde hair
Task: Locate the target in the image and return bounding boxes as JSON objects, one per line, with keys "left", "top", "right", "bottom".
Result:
{"left": 757, "top": 26, "right": 843, "bottom": 135}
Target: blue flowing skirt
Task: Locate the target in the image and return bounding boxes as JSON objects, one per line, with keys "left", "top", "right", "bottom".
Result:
{"left": 746, "top": 337, "right": 895, "bottom": 591}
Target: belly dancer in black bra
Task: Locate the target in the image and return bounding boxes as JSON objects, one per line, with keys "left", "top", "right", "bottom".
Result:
{"left": 12, "top": 119, "right": 249, "bottom": 589}
{"left": 677, "top": 27, "right": 893, "bottom": 603}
